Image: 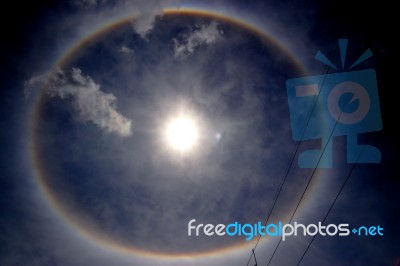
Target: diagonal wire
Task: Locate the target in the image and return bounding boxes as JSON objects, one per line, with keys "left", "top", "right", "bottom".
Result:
{"left": 296, "top": 163, "right": 356, "bottom": 265}
{"left": 266, "top": 60, "right": 371, "bottom": 265}
{"left": 266, "top": 103, "right": 341, "bottom": 266}
{"left": 296, "top": 136, "right": 372, "bottom": 265}
{"left": 245, "top": 43, "right": 338, "bottom": 266}
{"left": 252, "top": 249, "right": 258, "bottom": 266}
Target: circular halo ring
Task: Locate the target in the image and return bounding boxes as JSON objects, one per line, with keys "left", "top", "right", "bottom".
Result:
{"left": 29, "top": 6, "right": 315, "bottom": 261}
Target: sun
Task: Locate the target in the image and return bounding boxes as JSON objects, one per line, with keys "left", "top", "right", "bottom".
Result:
{"left": 165, "top": 116, "right": 199, "bottom": 152}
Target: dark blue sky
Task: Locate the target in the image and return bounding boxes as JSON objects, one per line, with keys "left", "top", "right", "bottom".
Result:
{"left": 1, "top": 1, "right": 399, "bottom": 266}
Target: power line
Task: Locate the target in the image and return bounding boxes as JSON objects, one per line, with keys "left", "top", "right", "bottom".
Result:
{"left": 266, "top": 60, "right": 370, "bottom": 265}
{"left": 266, "top": 102, "right": 342, "bottom": 266}
{"left": 252, "top": 249, "right": 258, "bottom": 266}
{"left": 245, "top": 44, "right": 338, "bottom": 266}
{"left": 296, "top": 136, "right": 371, "bottom": 265}
{"left": 296, "top": 162, "right": 357, "bottom": 265}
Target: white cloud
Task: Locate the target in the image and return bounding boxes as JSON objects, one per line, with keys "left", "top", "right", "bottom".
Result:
{"left": 128, "top": 0, "right": 180, "bottom": 38}
{"left": 173, "top": 21, "right": 222, "bottom": 58}
{"left": 68, "top": 0, "right": 178, "bottom": 38}
{"left": 25, "top": 68, "right": 132, "bottom": 137}
{"left": 131, "top": 12, "right": 159, "bottom": 38}
{"left": 119, "top": 45, "right": 134, "bottom": 54}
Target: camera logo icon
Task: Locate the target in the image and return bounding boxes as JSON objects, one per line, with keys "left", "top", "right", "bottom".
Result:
{"left": 286, "top": 39, "right": 382, "bottom": 168}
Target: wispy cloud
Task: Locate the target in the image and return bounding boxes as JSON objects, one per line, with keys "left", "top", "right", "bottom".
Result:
{"left": 67, "top": 0, "right": 178, "bottom": 38}
{"left": 173, "top": 21, "right": 222, "bottom": 58}
{"left": 129, "top": 0, "right": 180, "bottom": 38}
{"left": 131, "top": 12, "right": 159, "bottom": 38}
{"left": 25, "top": 68, "right": 132, "bottom": 137}
{"left": 119, "top": 45, "right": 134, "bottom": 54}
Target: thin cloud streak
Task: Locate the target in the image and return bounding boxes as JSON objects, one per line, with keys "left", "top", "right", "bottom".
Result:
{"left": 25, "top": 68, "right": 132, "bottom": 137}
{"left": 173, "top": 21, "right": 222, "bottom": 58}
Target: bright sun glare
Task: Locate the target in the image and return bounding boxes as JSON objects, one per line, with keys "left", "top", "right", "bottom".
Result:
{"left": 166, "top": 116, "right": 199, "bottom": 152}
